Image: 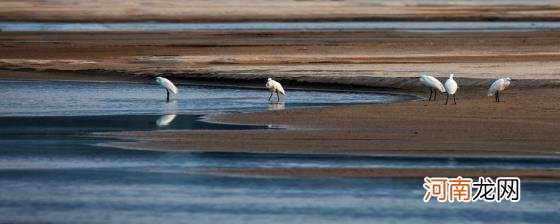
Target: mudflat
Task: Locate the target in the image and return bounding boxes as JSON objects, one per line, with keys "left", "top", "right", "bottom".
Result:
{"left": 2, "top": 31, "right": 560, "bottom": 89}
{"left": 1, "top": 0, "right": 560, "bottom": 22}
{"left": 2, "top": 29, "right": 559, "bottom": 159}
{"left": 106, "top": 87, "right": 560, "bottom": 158}
{"left": 2, "top": 2, "right": 560, "bottom": 179}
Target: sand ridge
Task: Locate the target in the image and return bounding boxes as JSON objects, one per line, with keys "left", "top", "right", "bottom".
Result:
{"left": 1, "top": 0, "right": 560, "bottom": 22}
{"left": 2, "top": 31, "right": 560, "bottom": 89}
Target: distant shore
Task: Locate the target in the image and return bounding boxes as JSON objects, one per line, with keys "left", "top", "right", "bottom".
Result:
{"left": 2, "top": 30, "right": 560, "bottom": 89}
{"left": 1, "top": 0, "right": 560, "bottom": 22}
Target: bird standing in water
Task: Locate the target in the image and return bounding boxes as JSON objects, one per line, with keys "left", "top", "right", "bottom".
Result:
{"left": 155, "top": 77, "right": 178, "bottom": 102}
{"left": 266, "top": 78, "right": 285, "bottom": 102}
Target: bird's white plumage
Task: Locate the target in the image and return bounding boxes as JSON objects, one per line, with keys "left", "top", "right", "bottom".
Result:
{"left": 155, "top": 77, "right": 178, "bottom": 94}
{"left": 419, "top": 75, "right": 446, "bottom": 92}
{"left": 444, "top": 74, "right": 458, "bottom": 95}
{"left": 266, "top": 78, "right": 285, "bottom": 95}
{"left": 488, "top": 77, "right": 511, "bottom": 96}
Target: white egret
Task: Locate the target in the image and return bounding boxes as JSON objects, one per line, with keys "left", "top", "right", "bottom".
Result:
{"left": 444, "top": 74, "right": 458, "bottom": 105}
{"left": 266, "top": 78, "right": 285, "bottom": 102}
{"left": 155, "top": 77, "right": 178, "bottom": 102}
{"left": 419, "top": 75, "right": 446, "bottom": 101}
{"left": 488, "top": 77, "right": 511, "bottom": 102}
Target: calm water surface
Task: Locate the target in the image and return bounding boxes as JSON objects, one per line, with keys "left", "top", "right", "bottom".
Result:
{"left": 0, "top": 80, "right": 558, "bottom": 223}
{"left": 2, "top": 21, "right": 560, "bottom": 32}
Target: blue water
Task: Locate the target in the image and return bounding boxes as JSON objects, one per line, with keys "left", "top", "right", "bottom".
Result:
{"left": 0, "top": 80, "right": 407, "bottom": 116}
{"left": 2, "top": 21, "right": 560, "bottom": 32}
{"left": 0, "top": 80, "right": 558, "bottom": 223}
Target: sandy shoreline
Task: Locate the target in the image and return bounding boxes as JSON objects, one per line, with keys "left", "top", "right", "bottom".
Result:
{"left": 1, "top": 0, "right": 560, "bottom": 22}
{"left": 1, "top": 25, "right": 559, "bottom": 179}
{"left": 2, "top": 30, "right": 560, "bottom": 90}
{"left": 2, "top": 29, "right": 560, "bottom": 159}
{"left": 104, "top": 87, "right": 560, "bottom": 158}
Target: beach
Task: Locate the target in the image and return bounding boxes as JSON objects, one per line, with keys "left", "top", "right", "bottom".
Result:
{"left": 107, "top": 87, "right": 560, "bottom": 157}
{"left": 1, "top": 28, "right": 559, "bottom": 179}
{"left": 1, "top": 0, "right": 560, "bottom": 22}
{"left": 2, "top": 29, "right": 560, "bottom": 157}
{"left": 1, "top": 1, "right": 560, "bottom": 223}
{"left": 2, "top": 30, "right": 560, "bottom": 88}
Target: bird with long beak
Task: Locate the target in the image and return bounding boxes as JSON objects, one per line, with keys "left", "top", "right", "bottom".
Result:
{"left": 488, "top": 77, "right": 512, "bottom": 102}
{"left": 266, "top": 78, "right": 286, "bottom": 102}
{"left": 419, "top": 75, "right": 446, "bottom": 101}
{"left": 155, "top": 77, "right": 178, "bottom": 102}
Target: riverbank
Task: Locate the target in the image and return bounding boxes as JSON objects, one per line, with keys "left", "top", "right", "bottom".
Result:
{"left": 1, "top": 0, "right": 560, "bottom": 22}
{"left": 105, "top": 87, "right": 560, "bottom": 158}
{"left": 2, "top": 30, "right": 560, "bottom": 89}
{"left": 2, "top": 29, "right": 560, "bottom": 158}
{"left": 2, "top": 28, "right": 559, "bottom": 180}
{"left": 100, "top": 86, "right": 560, "bottom": 179}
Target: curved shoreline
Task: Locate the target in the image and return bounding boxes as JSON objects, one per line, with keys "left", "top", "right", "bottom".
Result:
{"left": 3, "top": 68, "right": 560, "bottom": 91}
{"left": 101, "top": 86, "right": 560, "bottom": 158}
{"left": 2, "top": 27, "right": 560, "bottom": 179}
{"left": 3, "top": 71, "right": 560, "bottom": 179}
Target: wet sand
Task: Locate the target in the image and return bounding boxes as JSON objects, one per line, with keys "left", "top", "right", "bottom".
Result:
{"left": 2, "top": 31, "right": 560, "bottom": 89}
{"left": 2, "top": 30, "right": 560, "bottom": 158}
{"left": 2, "top": 21, "right": 560, "bottom": 179}
{"left": 106, "top": 87, "right": 560, "bottom": 158}
{"left": 107, "top": 87, "right": 560, "bottom": 179}
{"left": 1, "top": 0, "right": 560, "bottom": 22}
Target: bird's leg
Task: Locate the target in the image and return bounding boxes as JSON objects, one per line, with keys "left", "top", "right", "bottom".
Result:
{"left": 276, "top": 92, "right": 280, "bottom": 102}
{"left": 453, "top": 94, "right": 457, "bottom": 104}
{"left": 428, "top": 88, "right": 433, "bottom": 101}
{"left": 434, "top": 90, "right": 437, "bottom": 101}
{"left": 445, "top": 94, "right": 449, "bottom": 105}
{"left": 496, "top": 91, "right": 500, "bottom": 102}
{"left": 166, "top": 90, "right": 170, "bottom": 102}
{"left": 268, "top": 91, "right": 273, "bottom": 101}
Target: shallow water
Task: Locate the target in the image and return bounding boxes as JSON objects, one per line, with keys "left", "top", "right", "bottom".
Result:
{"left": 0, "top": 80, "right": 405, "bottom": 116}
{"left": 1, "top": 21, "right": 560, "bottom": 32}
{"left": 0, "top": 80, "right": 558, "bottom": 223}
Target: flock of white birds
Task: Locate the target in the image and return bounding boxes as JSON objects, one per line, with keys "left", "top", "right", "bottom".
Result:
{"left": 419, "top": 74, "right": 512, "bottom": 104}
{"left": 155, "top": 75, "right": 511, "bottom": 104}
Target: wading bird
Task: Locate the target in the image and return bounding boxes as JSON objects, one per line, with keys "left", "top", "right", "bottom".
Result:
{"left": 155, "top": 77, "right": 178, "bottom": 102}
{"left": 488, "top": 77, "right": 511, "bottom": 102}
{"left": 266, "top": 78, "right": 285, "bottom": 102}
{"left": 419, "top": 75, "right": 446, "bottom": 101}
{"left": 444, "top": 74, "right": 458, "bottom": 105}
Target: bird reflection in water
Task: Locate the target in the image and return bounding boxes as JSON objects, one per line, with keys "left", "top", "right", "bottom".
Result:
{"left": 156, "top": 114, "right": 177, "bottom": 127}
{"left": 268, "top": 102, "right": 285, "bottom": 111}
